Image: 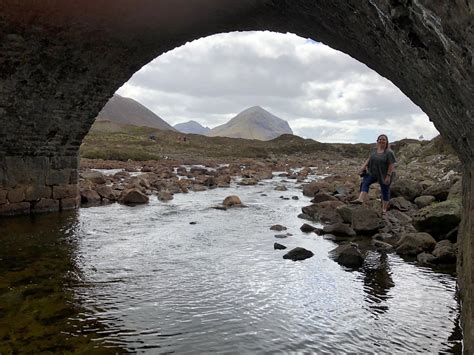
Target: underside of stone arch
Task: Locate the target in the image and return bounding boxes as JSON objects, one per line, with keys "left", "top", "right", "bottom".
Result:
{"left": 0, "top": 0, "right": 472, "bottom": 351}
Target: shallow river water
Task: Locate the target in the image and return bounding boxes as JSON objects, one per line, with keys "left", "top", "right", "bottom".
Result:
{"left": 0, "top": 172, "right": 461, "bottom": 353}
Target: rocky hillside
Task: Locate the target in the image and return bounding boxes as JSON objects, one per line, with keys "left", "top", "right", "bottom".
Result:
{"left": 174, "top": 120, "right": 210, "bottom": 134}
{"left": 207, "top": 106, "right": 293, "bottom": 140}
{"left": 95, "top": 94, "right": 176, "bottom": 131}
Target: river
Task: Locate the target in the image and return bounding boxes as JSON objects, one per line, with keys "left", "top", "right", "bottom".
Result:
{"left": 0, "top": 171, "right": 461, "bottom": 353}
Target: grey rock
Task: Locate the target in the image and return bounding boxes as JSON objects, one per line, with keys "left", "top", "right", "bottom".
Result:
{"left": 283, "top": 247, "right": 314, "bottom": 261}
{"left": 329, "top": 244, "right": 364, "bottom": 268}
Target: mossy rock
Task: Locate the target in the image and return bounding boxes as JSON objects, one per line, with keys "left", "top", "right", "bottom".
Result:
{"left": 413, "top": 199, "right": 461, "bottom": 238}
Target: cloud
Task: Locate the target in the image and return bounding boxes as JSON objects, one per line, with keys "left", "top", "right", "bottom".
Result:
{"left": 117, "top": 31, "right": 438, "bottom": 143}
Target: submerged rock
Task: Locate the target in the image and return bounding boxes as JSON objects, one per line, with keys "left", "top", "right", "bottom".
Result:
{"left": 270, "top": 224, "right": 287, "bottom": 231}
{"left": 119, "top": 188, "right": 149, "bottom": 205}
{"left": 300, "top": 223, "right": 316, "bottom": 233}
{"left": 157, "top": 191, "right": 174, "bottom": 201}
{"left": 274, "top": 243, "right": 287, "bottom": 250}
{"left": 283, "top": 247, "right": 314, "bottom": 261}
{"left": 329, "top": 244, "right": 364, "bottom": 268}
{"left": 223, "top": 195, "right": 242, "bottom": 207}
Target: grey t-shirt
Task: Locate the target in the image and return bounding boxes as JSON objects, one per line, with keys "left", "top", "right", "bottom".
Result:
{"left": 368, "top": 148, "right": 396, "bottom": 183}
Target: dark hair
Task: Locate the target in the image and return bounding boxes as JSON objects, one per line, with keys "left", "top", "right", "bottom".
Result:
{"left": 377, "top": 134, "right": 390, "bottom": 151}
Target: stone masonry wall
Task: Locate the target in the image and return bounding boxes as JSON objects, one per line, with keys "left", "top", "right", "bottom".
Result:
{"left": 459, "top": 163, "right": 473, "bottom": 354}
{"left": 0, "top": 156, "right": 79, "bottom": 216}
{"left": 0, "top": 0, "right": 472, "bottom": 350}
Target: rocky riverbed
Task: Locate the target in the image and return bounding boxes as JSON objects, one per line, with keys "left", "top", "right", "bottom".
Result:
{"left": 79, "top": 136, "right": 462, "bottom": 272}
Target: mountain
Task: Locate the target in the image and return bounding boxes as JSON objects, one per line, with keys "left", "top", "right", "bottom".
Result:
{"left": 95, "top": 94, "right": 176, "bottom": 131}
{"left": 207, "top": 106, "right": 293, "bottom": 141}
{"left": 174, "top": 120, "right": 211, "bottom": 134}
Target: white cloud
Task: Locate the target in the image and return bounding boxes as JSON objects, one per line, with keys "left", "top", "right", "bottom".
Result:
{"left": 116, "top": 31, "right": 438, "bottom": 143}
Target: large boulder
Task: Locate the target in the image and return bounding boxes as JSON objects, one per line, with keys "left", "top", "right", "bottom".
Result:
{"left": 301, "top": 201, "right": 344, "bottom": 224}
{"left": 396, "top": 232, "right": 437, "bottom": 256}
{"left": 80, "top": 188, "right": 101, "bottom": 204}
{"left": 413, "top": 199, "right": 462, "bottom": 238}
{"left": 391, "top": 179, "right": 423, "bottom": 201}
{"left": 432, "top": 240, "right": 457, "bottom": 264}
{"left": 323, "top": 223, "right": 356, "bottom": 237}
{"left": 119, "top": 189, "right": 149, "bottom": 205}
{"left": 95, "top": 185, "right": 117, "bottom": 201}
{"left": 422, "top": 180, "right": 452, "bottom": 201}
{"left": 329, "top": 244, "right": 364, "bottom": 268}
{"left": 311, "top": 192, "right": 339, "bottom": 203}
{"left": 351, "top": 207, "right": 381, "bottom": 235}
{"left": 302, "top": 181, "right": 321, "bottom": 197}
{"left": 389, "top": 196, "right": 416, "bottom": 213}
{"left": 414, "top": 195, "right": 436, "bottom": 209}
{"left": 336, "top": 204, "right": 357, "bottom": 224}
{"left": 283, "top": 247, "right": 314, "bottom": 261}
{"left": 80, "top": 170, "right": 107, "bottom": 185}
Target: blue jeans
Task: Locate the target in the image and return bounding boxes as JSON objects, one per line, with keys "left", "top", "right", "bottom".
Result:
{"left": 360, "top": 174, "right": 391, "bottom": 202}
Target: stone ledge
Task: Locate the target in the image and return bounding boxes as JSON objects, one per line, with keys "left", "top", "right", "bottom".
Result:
{"left": 53, "top": 184, "right": 79, "bottom": 199}
{"left": 61, "top": 196, "right": 80, "bottom": 210}
{"left": 7, "top": 186, "right": 25, "bottom": 203}
{"left": 31, "top": 198, "right": 59, "bottom": 213}
{"left": 0, "top": 202, "right": 30, "bottom": 216}
{"left": 25, "top": 185, "right": 52, "bottom": 201}
{"left": 0, "top": 189, "right": 7, "bottom": 204}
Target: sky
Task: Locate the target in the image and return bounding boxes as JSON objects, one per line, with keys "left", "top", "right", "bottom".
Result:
{"left": 117, "top": 31, "right": 439, "bottom": 144}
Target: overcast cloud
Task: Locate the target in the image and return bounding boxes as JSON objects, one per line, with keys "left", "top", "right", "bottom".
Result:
{"left": 117, "top": 31, "right": 439, "bottom": 143}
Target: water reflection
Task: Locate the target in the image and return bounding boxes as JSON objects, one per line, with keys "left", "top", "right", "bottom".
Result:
{"left": 0, "top": 212, "right": 122, "bottom": 353}
{"left": 0, "top": 174, "right": 462, "bottom": 353}
{"left": 360, "top": 252, "right": 394, "bottom": 317}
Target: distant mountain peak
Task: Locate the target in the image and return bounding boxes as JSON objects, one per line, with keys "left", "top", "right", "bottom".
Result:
{"left": 95, "top": 94, "right": 176, "bottom": 131}
{"left": 174, "top": 120, "right": 210, "bottom": 135}
{"left": 207, "top": 106, "right": 293, "bottom": 141}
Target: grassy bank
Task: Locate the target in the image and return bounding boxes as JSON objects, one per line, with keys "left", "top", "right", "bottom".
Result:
{"left": 80, "top": 121, "right": 372, "bottom": 162}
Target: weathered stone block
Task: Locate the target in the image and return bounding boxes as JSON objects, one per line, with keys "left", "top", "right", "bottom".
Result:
{"left": 7, "top": 186, "right": 25, "bottom": 203}
{"left": 53, "top": 184, "right": 78, "bottom": 199}
{"left": 31, "top": 198, "right": 59, "bottom": 213}
{"left": 25, "top": 185, "right": 52, "bottom": 201}
{"left": 70, "top": 169, "right": 79, "bottom": 184}
{"left": 46, "top": 169, "right": 71, "bottom": 186}
{"left": 0, "top": 202, "right": 30, "bottom": 216}
{"left": 51, "top": 156, "right": 79, "bottom": 170}
{"left": 4, "top": 156, "right": 48, "bottom": 186}
{"left": 0, "top": 189, "right": 7, "bottom": 204}
{"left": 61, "top": 196, "right": 81, "bottom": 210}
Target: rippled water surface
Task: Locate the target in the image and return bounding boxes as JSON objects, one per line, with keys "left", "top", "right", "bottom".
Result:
{"left": 0, "top": 174, "right": 461, "bottom": 353}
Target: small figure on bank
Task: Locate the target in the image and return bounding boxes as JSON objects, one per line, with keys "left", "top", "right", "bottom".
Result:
{"left": 351, "top": 134, "right": 396, "bottom": 214}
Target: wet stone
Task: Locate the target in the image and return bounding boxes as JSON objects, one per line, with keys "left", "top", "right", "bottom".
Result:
{"left": 274, "top": 243, "right": 287, "bottom": 250}
{"left": 283, "top": 247, "right": 314, "bottom": 261}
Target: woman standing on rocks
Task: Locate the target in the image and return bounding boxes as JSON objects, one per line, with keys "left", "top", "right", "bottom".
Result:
{"left": 352, "top": 134, "right": 396, "bottom": 214}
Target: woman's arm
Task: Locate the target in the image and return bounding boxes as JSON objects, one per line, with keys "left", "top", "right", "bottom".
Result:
{"left": 360, "top": 157, "right": 369, "bottom": 173}
{"left": 384, "top": 162, "right": 395, "bottom": 184}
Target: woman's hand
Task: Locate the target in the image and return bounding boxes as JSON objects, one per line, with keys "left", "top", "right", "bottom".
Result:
{"left": 384, "top": 175, "right": 391, "bottom": 185}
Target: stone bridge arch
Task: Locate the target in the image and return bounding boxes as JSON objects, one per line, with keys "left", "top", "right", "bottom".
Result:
{"left": 0, "top": 0, "right": 472, "bottom": 351}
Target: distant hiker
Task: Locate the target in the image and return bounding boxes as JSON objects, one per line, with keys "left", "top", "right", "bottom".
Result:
{"left": 351, "top": 134, "right": 396, "bottom": 215}
{"left": 183, "top": 136, "right": 187, "bottom": 142}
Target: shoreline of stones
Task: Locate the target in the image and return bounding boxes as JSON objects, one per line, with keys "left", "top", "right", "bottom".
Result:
{"left": 79, "top": 155, "right": 461, "bottom": 271}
